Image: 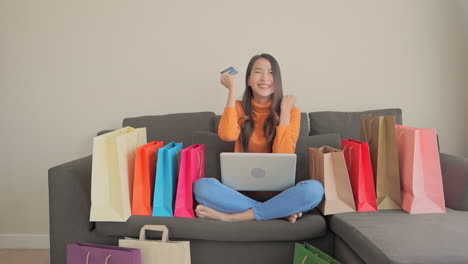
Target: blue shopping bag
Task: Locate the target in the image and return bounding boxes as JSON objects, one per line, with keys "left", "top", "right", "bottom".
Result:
{"left": 152, "top": 142, "right": 184, "bottom": 216}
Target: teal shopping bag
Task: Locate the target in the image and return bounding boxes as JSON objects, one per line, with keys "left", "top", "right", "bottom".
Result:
{"left": 152, "top": 142, "right": 183, "bottom": 216}
{"left": 294, "top": 243, "right": 341, "bottom": 264}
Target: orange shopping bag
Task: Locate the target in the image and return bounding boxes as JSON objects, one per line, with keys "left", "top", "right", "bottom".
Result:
{"left": 132, "top": 141, "right": 165, "bottom": 215}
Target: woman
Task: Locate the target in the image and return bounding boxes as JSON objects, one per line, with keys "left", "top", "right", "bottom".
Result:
{"left": 194, "top": 53, "right": 324, "bottom": 223}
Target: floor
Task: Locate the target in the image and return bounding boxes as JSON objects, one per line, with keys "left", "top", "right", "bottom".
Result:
{"left": 0, "top": 249, "right": 50, "bottom": 264}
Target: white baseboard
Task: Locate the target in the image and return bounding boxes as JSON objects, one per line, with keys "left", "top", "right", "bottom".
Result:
{"left": 0, "top": 234, "right": 49, "bottom": 249}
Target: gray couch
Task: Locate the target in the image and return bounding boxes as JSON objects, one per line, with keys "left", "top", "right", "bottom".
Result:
{"left": 48, "top": 109, "right": 468, "bottom": 264}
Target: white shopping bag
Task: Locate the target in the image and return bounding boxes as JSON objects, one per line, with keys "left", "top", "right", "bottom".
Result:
{"left": 90, "top": 126, "right": 147, "bottom": 222}
{"left": 119, "top": 225, "right": 191, "bottom": 264}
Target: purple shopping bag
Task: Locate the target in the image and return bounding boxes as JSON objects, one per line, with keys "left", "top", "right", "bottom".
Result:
{"left": 67, "top": 243, "right": 141, "bottom": 264}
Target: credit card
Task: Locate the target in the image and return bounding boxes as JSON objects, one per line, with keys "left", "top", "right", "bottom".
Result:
{"left": 220, "top": 66, "right": 238, "bottom": 75}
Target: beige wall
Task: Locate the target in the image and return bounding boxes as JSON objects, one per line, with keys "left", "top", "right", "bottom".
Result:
{"left": 1, "top": 0, "right": 467, "bottom": 245}
{"left": 456, "top": 0, "right": 468, "bottom": 154}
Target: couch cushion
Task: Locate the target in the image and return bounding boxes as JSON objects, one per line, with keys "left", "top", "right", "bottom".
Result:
{"left": 440, "top": 153, "right": 468, "bottom": 211}
{"left": 328, "top": 209, "right": 468, "bottom": 264}
{"left": 192, "top": 131, "right": 235, "bottom": 180}
{"left": 95, "top": 210, "right": 326, "bottom": 242}
{"left": 295, "top": 134, "right": 341, "bottom": 183}
{"left": 308, "top": 109, "right": 402, "bottom": 139}
{"left": 123, "top": 112, "right": 215, "bottom": 147}
{"left": 213, "top": 112, "right": 309, "bottom": 136}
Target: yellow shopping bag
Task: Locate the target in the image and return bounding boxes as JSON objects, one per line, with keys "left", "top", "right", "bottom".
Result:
{"left": 90, "top": 126, "right": 147, "bottom": 222}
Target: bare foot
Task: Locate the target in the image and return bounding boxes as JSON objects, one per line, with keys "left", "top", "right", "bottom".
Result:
{"left": 195, "top": 205, "right": 256, "bottom": 222}
{"left": 287, "top": 212, "right": 303, "bottom": 223}
{"left": 195, "top": 205, "right": 230, "bottom": 221}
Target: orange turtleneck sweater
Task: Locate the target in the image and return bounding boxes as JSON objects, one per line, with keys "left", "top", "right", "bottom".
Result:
{"left": 218, "top": 99, "right": 301, "bottom": 153}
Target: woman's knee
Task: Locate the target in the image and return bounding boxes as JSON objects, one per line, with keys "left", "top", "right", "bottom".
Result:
{"left": 193, "top": 177, "right": 220, "bottom": 200}
{"left": 297, "top": 180, "right": 324, "bottom": 204}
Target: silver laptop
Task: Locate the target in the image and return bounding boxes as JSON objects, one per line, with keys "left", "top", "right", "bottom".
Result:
{"left": 220, "top": 153, "right": 297, "bottom": 191}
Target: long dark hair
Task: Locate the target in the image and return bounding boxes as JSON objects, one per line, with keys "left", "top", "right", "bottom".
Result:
{"left": 241, "top": 53, "right": 283, "bottom": 152}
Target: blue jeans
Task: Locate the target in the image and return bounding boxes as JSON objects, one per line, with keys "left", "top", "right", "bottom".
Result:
{"left": 193, "top": 178, "right": 324, "bottom": 221}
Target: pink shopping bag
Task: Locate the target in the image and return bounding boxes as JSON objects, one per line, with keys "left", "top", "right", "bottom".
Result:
{"left": 396, "top": 125, "right": 446, "bottom": 214}
{"left": 174, "top": 144, "right": 205, "bottom": 218}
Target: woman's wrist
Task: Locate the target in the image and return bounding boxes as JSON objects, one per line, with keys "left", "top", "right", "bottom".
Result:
{"left": 226, "top": 89, "right": 236, "bottom": 108}
{"left": 279, "top": 110, "right": 291, "bottom": 126}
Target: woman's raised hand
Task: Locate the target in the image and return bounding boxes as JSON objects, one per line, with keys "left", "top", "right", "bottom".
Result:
{"left": 281, "top": 95, "right": 296, "bottom": 113}
{"left": 220, "top": 73, "right": 235, "bottom": 92}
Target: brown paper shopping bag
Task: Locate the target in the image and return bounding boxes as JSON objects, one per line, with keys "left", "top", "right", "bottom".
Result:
{"left": 309, "top": 146, "right": 356, "bottom": 215}
{"left": 361, "top": 116, "right": 401, "bottom": 210}
{"left": 119, "top": 225, "right": 190, "bottom": 264}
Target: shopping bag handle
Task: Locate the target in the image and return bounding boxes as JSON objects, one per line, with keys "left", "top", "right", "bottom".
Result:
{"left": 342, "top": 145, "right": 353, "bottom": 170}
{"left": 362, "top": 118, "right": 375, "bottom": 142}
{"left": 176, "top": 150, "right": 181, "bottom": 169}
{"left": 309, "top": 152, "right": 315, "bottom": 179}
{"left": 300, "top": 253, "right": 334, "bottom": 264}
{"left": 398, "top": 130, "right": 405, "bottom": 139}
{"left": 85, "top": 251, "right": 112, "bottom": 264}
{"left": 139, "top": 225, "right": 169, "bottom": 243}
{"left": 197, "top": 151, "right": 203, "bottom": 179}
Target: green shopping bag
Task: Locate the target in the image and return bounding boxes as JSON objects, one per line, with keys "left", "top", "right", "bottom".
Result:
{"left": 294, "top": 243, "right": 341, "bottom": 264}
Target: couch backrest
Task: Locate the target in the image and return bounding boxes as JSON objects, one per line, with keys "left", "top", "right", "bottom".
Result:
{"left": 123, "top": 108, "right": 404, "bottom": 183}
{"left": 122, "top": 109, "right": 402, "bottom": 145}
{"left": 123, "top": 112, "right": 215, "bottom": 147}
{"left": 308, "top": 108, "right": 403, "bottom": 140}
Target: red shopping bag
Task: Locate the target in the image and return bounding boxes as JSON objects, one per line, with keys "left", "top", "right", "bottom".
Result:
{"left": 396, "top": 125, "right": 446, "bottom": 214}
{"left": 342, "top": 139, "right": 378, "bottom": 212}
{"left": 174, "top": 144, "right": 205, "bottom": 218}
{"left": 132, "top": 141, "right": 165, "bottom": 216}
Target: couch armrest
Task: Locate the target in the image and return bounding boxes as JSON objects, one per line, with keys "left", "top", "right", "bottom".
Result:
{"left": 48, "top": 156, "right": 116, "bottom": 264}
{"left": 440, "top": 153, "right": 468, "bottom": 211}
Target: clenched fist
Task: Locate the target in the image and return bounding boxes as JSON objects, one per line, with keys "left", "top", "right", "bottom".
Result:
{"left": 281, "top": 95, "right": 296, "bottom": 113}
{"left": 220, "top": 73, "right": 235, "bottom": 92}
